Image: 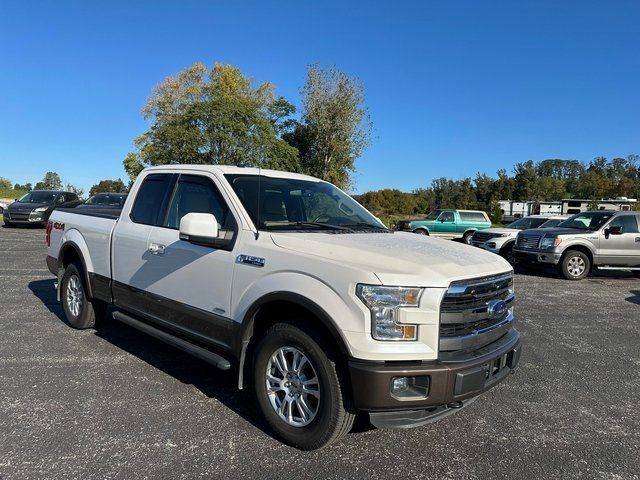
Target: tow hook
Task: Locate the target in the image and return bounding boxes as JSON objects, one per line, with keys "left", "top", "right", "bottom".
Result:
{"left": 447, "top": 401, "right": 464, "bottom": 409}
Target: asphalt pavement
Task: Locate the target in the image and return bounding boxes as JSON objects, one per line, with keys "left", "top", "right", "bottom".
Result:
{"left": 0, "top": 226, "right": 638, "bottom": 480}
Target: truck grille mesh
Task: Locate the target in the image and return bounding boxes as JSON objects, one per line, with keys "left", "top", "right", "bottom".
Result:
{"left": 516, "top": 232, "right": 542, "bottom": 249}
{"left": 439, "top": 273, "right": 515, "bottom": 352}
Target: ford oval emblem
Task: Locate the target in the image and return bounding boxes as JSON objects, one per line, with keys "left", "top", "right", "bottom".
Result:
{"left": 487, "top": 299, "right": 508, "bottom": 319}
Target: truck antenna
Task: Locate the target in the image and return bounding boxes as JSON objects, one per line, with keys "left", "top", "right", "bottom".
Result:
{"left": 255, "top": 165, "right": 261, "bottom": 240}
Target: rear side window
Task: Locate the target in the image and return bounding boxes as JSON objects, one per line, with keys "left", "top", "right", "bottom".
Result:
{"left": 607, "top": 215, "right": 639, "bottom": 233}
{"left": 164, "top": 175, "right": 234, "bottom": 230}
{"left": 459, "top": 211, "right": 488, "bottom": 222}
{"left": 130, "top": 174, "right": 175, "bottom": 226}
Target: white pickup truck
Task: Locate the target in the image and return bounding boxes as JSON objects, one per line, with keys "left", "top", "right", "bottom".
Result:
{"left": 46, "top": 165, "right": 521, "bottom": 450}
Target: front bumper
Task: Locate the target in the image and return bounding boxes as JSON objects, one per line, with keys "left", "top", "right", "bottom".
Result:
{"left": 513, "top": 247, "right": 561, "bottom": 264}
{"left": 4, "top": 211, "right": 48, "bottom": 225}
{"left": 348, "top": 329, "right": 521, "bottom": 427}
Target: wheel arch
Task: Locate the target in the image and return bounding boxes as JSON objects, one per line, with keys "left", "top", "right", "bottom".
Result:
{"left": 561, "top": 244, "right": 594, "bottom": 265}
{"left": 58, "top": 240, "right": 94, "bottom": 298}
{"left": 413, "top": 227, "right": 429, "bottom": 235}
{"left": 237, "top": 292, "right": 351, "bottom": 389}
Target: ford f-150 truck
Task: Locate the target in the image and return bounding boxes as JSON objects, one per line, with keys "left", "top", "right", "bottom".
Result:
{"left": 395, "top": 209, "right": 491, "bottom": 244}
{"left": 46, "top": 165, "right": 521, "bottom": 450}
{"left": 514, "top": 210, "right": 640, "bottom": 280}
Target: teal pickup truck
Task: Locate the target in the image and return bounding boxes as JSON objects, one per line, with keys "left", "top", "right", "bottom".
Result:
{"left": 396, "top": 209, "right": 492, "bottom": 244}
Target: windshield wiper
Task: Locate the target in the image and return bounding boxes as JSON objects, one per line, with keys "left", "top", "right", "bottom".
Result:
{"left": 263, "top": 221, "right": 353, "bottom": 231}
{"left": 340, "top": 222, "right": 391, "bottom": 231}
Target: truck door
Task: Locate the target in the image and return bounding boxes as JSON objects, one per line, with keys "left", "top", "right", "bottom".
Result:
{"left": 112, "top": 172, "right": 177, "bottom": 308}
{"left": 435, "top": 210, "right": 457, "bottom": 234}
{"left": 141, "top": 173, "right": 239, "bottom": 350}
{"left": 599, "top": 214, "right": 640, "bottom": 266}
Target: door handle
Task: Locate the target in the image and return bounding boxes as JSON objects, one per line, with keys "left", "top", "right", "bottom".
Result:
{"left": 148, "top": 243, "right": 165, "bottom": 255}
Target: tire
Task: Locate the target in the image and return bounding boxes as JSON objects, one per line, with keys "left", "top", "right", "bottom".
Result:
{"left": 501, "top": 243, "right": 518, "bottom": 265}
{"left": 60, "top": 262, "right": 106, "bottom": 329}
{"left": 252, "top": 321, "right": 356, "bottom": 450}
{"left": 462, "top": 231, "right": 474, "bottom": 245}
{"left": 413, "top": 229, "right": 428, "bottom": 235}
{"left": 560, "top": 250, "right": 591, "bottom": 280}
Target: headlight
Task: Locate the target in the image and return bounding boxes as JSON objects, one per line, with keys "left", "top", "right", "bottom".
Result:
{"left": 494, "top": 233, "right": 510, "bottom": 238}
{"left": 34, "top": 207, "right": 48, "bottom": 212}
{"left": 356, "top": 285, "right": 422, "bottom": 341}
{"left": 540, "top": 236, "right": 562, "bottom": 249}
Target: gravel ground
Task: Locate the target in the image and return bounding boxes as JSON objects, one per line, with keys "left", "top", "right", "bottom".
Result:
{"left": 0, "top": 226, "right": 638, "bottom": 480}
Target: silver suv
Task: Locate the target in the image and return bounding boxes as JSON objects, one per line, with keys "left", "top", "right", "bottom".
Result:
{"left": 513, "top": 210, "right": 640, "bottom": 280}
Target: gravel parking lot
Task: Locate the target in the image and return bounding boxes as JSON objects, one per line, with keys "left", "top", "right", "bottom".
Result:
{"left": 1, "top": 226, "right": 639, "bottom": 480}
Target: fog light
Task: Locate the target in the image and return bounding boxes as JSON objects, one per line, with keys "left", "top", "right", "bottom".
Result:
{"left": 390, "top": 375, "right": 430, "bottom": 399}
{"left": 392, "top": 377, "right": 409, "bottom": 393}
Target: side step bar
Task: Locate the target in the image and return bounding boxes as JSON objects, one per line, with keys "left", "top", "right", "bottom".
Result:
{"left": 112, "top": 311, "right": 231, "bottom": 371}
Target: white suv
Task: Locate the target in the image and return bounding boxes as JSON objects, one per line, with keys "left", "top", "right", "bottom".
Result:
{"left": 472, "top": 215, "right": 569, "bottom": 264}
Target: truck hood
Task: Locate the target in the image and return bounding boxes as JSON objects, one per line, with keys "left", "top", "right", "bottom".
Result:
{"left": 478, "top": 228, "right": 518, "bottom": 236}
{"left": 8, "top": 202, "right": 51, "bottom": 212}
{"left": 522, "top": 227, "right": 592, "bottom": 236}
{"left": 270, "top": 231, "right": 512, "bottom": 287}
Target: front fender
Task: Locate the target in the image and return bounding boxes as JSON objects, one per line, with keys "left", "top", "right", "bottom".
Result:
{"left": 232, "top": 271, "right": 369, "bottom": 357}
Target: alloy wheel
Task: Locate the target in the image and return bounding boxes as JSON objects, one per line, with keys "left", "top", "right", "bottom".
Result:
{"left": 265, "top": 346, "right": 320, "bottom": 427}
{"left": 66, "top": 274, "right": 83, "bottom": 317}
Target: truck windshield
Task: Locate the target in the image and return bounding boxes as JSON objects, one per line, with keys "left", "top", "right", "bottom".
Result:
{"left": 506, "top": 217, "right": 548, "bottom": 229}
{"left": 225, "top": 174, "right": 386, "bottom": 232}
{"left": 424, "top": 210, "right": 442, "bottom": 220}
{"left": 17, "top": 192, "right": 57, "bottom": 204}
{"left": 557, "top": 212, "right": 614, "bottom": 231}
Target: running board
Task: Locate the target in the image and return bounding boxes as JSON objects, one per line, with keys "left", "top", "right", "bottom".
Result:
{"left": 597, "top": 266, "right": 640, "bottom": 271}
{"left": 112, "top": 311, "right": 231, "bottom": 370}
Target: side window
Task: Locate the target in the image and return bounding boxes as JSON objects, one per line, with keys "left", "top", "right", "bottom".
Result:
{"left": 439, "top": 211, "right": 455, "bottom": 222}
{"left": 607, "top": 215, "right": 639, "bottom": 234}
{"left": 164, "top": 175, "right": 233, "bottom": 230}
{"left": 130, "top": 174, "right": 175, "bottom": 226}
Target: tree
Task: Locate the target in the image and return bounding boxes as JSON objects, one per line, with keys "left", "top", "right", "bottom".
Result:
{"left": 124, "top": 62, "right": 299, "bottom": 182}
{"left": 513, "top": 160, "right": 538, "bottom": 201}
{"left": 285, "top": 65, "right": 372, "bottom": 189}
{"left": 14, "top": 183, "right": 32, "bottom": 191}
{"left": 65, "top": 183, "right": 84, "bottom": 198}
{"left": 34, "top": 172, "right": 62, "bottom": 190}
{"left": 0, "top": 177, "right": 11, "bottom": 189}
{"left": 89, "top": 179, "right": 127, "bottom": 196}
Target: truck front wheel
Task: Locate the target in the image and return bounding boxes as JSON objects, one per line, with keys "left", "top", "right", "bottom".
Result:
{"left": 61, "top": 262, "right": 106, "bottom": 329}
{"left": 252, "top": 322, "right": 355, "bottom": 450}
{"left": 560, "top": 250, "right": 591, "bottom": 280}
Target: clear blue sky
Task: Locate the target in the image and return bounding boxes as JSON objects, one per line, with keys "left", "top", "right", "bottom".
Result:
{"left": 1, "top": 0, "right": 638, "bottom": 194}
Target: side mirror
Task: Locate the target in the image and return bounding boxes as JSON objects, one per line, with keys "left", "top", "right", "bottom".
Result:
{"left": 179, "top": 212, "right": 233, "bottom": 249}
{"left": 604, "top": 225, "right": 622, "bottom": 238}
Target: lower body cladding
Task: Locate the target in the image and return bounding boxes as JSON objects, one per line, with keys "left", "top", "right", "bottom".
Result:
{"left": 348, "top": 329, "right": 521, "bottom": 429}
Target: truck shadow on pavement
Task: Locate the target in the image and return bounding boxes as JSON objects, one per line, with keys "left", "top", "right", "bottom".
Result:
{"left": 626, "top": 290, "right": 640, "bottom": 305}
{"left": 28, "top": 278, "right": 373, "bottom": 444}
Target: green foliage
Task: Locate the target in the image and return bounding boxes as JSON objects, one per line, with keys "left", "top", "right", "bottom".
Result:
{"left": 0, "top": 177, "right": 11, "bottom": 189}
{"left": 65, "top": 183, "right": 84, "bottom": 198}
{"left": 357, "top": 156, "right": 640, "bottom": 221}
{"left": 0, "top": 186, "right": 27, "bottom": 200}
{"left": 124, "top": 62, "right": 299, "bottom": 182}
{"left": 89, "top": 179, "right": 127, "bottom": 196}
{"left": 13, "top": 183, "right": 32, "bottom": 191}
{"left": 34, "top": 172, "right": 62, "bottom": 190}
{"left": 284, "top": 65, "right": 372, "bottom": 190}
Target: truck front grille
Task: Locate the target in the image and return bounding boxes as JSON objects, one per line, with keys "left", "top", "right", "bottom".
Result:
{"left": 439, "top": 273, "right": 515, "bottom": 353}
{"left": 471, "top": 231, "right": 494, "bottom": 245}
{"left": 516, "top": 232, "right": 542, "bottom": 249}
{"left": 7, "top": 212, "right": 30, "bottom": 221}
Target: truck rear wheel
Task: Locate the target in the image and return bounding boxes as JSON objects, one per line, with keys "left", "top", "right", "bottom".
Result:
{"left": 462, "top": 231, "right": 474, "bottom": 245}
{"left": 413, "top": 229, "right": 428, "bottom": 235}
{"left": 560, "top": 250, "right": 590, "bottom": 280}
{"left": 252, "top": 321, "right": 355, "bottom": 450}
{"left": 61, "top": 262, "right": 106, "bottom": 329}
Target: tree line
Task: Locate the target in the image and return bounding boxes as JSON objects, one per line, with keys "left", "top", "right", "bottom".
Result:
{"left": 0, "top": 172, "right": 126, "bottom": 198}
{"left": 354, "top": 156, "right": 640, "bottom": 224}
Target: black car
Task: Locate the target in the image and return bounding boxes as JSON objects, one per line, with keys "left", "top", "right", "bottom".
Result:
{"left": 3, "top": 190, "right": 82, "bottom": 227}
{"left": 75, "top": 192, "right": 127, "bottom": 217}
